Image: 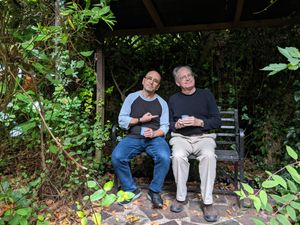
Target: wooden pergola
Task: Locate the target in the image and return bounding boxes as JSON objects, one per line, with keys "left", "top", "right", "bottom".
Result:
{"left": 94, "top": 0, "right": 300, "bottom": 159}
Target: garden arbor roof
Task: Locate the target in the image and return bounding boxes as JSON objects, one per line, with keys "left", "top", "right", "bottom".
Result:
{"left": 98, "top": 0, "right": 300, "bottom": 37}
{"left": 94, "top": 0, "right": 300, "bottom": 134}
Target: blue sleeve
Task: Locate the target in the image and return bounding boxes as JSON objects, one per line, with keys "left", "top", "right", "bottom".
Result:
{"left": 157, "top": 96, "right": 169, "bottom": 135}
{"left": 118, "top": 92, "right": 139, "bottom": 130}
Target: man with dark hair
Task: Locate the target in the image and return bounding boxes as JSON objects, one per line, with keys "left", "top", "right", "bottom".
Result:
{"left": 168, "top": 66, "right": 221, "bottom": 222}
{"left": 112, "top": 70, "right": 170, "bottom": 208}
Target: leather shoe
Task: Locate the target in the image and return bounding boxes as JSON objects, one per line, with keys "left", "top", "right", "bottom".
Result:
{"left": 170, "top": 199, "right": 188, "bottom": 213}
{"left": 202, "top": 204, "right": 218, "bottom": 222}
{"left": 147, "top": 190, "right": 163, "bottom": 208}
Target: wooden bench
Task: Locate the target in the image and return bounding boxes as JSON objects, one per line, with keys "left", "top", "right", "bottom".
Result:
{"left": 111, "top": 109, "right": 245, "bottom": 206}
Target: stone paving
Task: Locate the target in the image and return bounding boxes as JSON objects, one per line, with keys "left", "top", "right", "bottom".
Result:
{"left": 101, "top": 188, "right": 272, "bottom": 225}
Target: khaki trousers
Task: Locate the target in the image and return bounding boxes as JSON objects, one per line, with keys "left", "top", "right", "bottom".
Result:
{"left": 169, "top": 132, "right": 217, "bottom": 204}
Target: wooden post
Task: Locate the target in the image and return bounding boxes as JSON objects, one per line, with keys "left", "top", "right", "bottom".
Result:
{"left": 95, "top": 49, "right": 105, "bottom": 162}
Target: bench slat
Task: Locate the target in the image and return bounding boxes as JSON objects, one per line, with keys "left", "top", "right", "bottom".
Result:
{"left": 217, "top": 133, "right": 236, "bottom": 137}
{"left": 221, "top": 118, "right": 235, "bottom": 122}
{"left": 220, "top": 125, "right": 235, "bottom": 129}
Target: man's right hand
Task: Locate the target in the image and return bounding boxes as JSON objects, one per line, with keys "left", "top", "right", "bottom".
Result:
{"left": 140, "top": 112, "right": 158, "bottom": 123}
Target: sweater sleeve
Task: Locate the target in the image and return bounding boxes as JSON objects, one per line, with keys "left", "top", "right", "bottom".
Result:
{"left": 202, "top": 90, "right": 221, "bottom": 130}
{"left": 118, "top": 93, "right": 136, "bottom": 130}
{"left": 157, "top": 97, "right": 169, "bottom": 135}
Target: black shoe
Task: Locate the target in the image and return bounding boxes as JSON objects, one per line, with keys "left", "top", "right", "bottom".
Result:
{"left": 170, "top": 199, "right": 188, "bottom": 213}
{"left": 118, "top": 189, "right": 142, "bottom": 206}
{"left": 147, "top": 190, "right": 163, "bottom": 208}
{"left": 202, "top": 204, "right": 218, "bottom": 222}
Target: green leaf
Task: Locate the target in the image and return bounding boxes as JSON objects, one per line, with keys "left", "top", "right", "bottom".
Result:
{"left": 92, "top": 212, "right": 101, "bottom": 225}
{"left": 80, "top": 217, "right": 88, "bottom": 225}
{"left": 19, "top": 217, "right": 28, "bottom": 225}
{"left": 9, "top": 215, "right": 21, "bottom": 225}
{"left": 278, "top": 46, "right": 292, "bottom": 60}
{"left": 264, "top": 202, "right": 273, "bottom": 213}
{"left": 29, "top": 177, "right": 41, "bottom": 187}
{"left": 270, "top": 194, "right": 285, "bottom": 204}
{"left": 76, "top": 211, "right": 85, "bottom": 218}
{"left": 286, "top": 165, "right": 300, "bottom": 184}
{"left": 259, "top": 190, "right": 268, "bottom": 207}
{"left": 287, "top": 63, "right": 299, "bottom": 70}
{"left": 80, "top": 50, "right": 94, "bottom": 57}
{"left": 260, "top": 63, "right": 287, "bottom": 76}
{"left": 262, "top": 180, "right": 278, "bottom": 188}
{"left": 21, "top": 41, "right": 34, "bottom": 51}
{"left": 272, "top": 174, "right": 287, "bottom": 189}
{"left": 270, "top": 217, "right": 279, "bottom": 225}
{"left": 281, "top": 194, "right": 294, "bottom": 203}
{"left": 15, "top": 93, "right": 31, "bottom": 103}
{"left": 65, "top": 68, "right": 74, "bottom": 75}
{"left": 248, "top": 195, "right": 261, "bottom": 212}
{"left": 35, "top": 34, "right": 47, "bottom": 42}
{"left": 16, "top": 207, "right": 31, "bottom": 216}
{"left": 37, "top": 215, "right": 45, "bottom": 221}
{"left": 286, "top": 47, "right": 300, "bottom": 58}
{"left": 287, "top": 179, "right": 298, "bottom": 194}
{"left": 102, "top": 193, "right": 116, "bottom": 207}
{"left": 76, "top": 60, "right": 85, "bottom": 68}
{"left": 103, "top": 181, "right": 113, "bottom": 192}
{"left": 18, "top": 121, "right": 37, "bottom": 133}
{"left": 252, "top": 218, "right": 266, "bottom": 225}
{"left": 87, "top": 181, "right": 97, "bottom": 189}
{"left": 90, "top": 190, "right": 106, "bottom": 201}
{"left": 49, "top": 144, "right": 58, "bottom": 154}
{"left": 286, "top": 205, "right": 297, "bottom": 221}
{"left": 60, "top": 33, "right": 69, "bottom": 45}
{"left": 242, "top": 183, "right": 254, "bottom": 194}
{"left": 286, "top": 146, "right": 298, "bottom": 160}
{"left": 276, "top": 213, "right": 292, "bottom": 225}
{"left": 33, "top": 62, "right": 50, "bottom": 75}
{"left": 290, "top": 201, "right": 300, "bottom": 211}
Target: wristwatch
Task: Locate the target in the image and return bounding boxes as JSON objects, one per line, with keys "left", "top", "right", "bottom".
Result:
{"left": 137, "top": 118, "right": 141, "bottom": 124}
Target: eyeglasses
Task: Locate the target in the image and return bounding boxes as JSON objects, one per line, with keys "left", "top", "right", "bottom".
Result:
{"left": 144, "top": 76, "right": 160, "bottom": 84}
{"left": 178, "top": 73, "right": 193, "bottom": 81}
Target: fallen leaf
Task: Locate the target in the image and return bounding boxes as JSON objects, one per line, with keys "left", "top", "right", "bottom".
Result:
{"left": 151, "top": 213, "right": 158, "bottom": 218}
{"left": 126, "top": 214, "right": 140, "bottom": 223}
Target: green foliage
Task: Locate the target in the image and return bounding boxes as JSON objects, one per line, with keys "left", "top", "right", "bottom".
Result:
{"left": 1, "top": 0, "right": 116, "bottom": 216}
{"left": 261, "top": 47, "right": 300, "bottom": 75}
{"left": 0, "top": 177, "right": 49, "bottom": 225}
{"left": 236, "top": 146, "right": 300, "bottom": 225}
{"left": 75, "top": 180, "right": 135, "bottom": 225}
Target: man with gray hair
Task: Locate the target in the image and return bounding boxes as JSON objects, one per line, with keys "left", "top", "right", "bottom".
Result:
{"left": 168, "top": 66, "right": 221, "bottom": 222}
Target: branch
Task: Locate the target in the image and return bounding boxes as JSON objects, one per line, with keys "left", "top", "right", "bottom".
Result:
{"left": 8, "top": 66, "right": 87, "bottom": 170}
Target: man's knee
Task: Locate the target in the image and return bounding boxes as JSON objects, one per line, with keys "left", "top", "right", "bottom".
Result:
{"left": 198, "top": 150, "right": 216, "bottom": 161}
{"left": 111, "top": 150, "right": 124, "bottom": 166}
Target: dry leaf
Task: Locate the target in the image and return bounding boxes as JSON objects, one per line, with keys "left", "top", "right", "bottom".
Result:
{"left": 126, "top": 214, "right": 140, "bottom": 223}
{"left": 151, "top": 213, "right": 158, "bottom": 218}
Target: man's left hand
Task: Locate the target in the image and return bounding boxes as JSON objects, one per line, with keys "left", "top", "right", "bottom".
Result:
{"left": 182, "top": 116, "right": 204, "bottom": 127}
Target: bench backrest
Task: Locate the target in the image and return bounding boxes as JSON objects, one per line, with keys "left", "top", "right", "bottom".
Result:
{"left": 216, "top": 109, "right": 240, "bottom": 152}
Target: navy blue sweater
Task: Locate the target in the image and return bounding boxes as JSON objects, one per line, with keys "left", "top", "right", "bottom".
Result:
{"left": 168, "top": 88, "right": 221, "bottom": 136}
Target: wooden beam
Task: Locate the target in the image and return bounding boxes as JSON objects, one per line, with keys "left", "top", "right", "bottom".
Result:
{"left": 143, "top": 0, "right": 164, "bottom": 29}
{"left": 103, "top": 17, "right": 300, "bottom": 37}
{"left": 95, "top": 49, "right": 105, "bottom": 162}
{"left": 234, "top": 0, "right": 244, "bottom": 25}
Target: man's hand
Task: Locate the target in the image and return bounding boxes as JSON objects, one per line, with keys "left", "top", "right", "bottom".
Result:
{"left": 140, "top": 112, "right": 158, "bottom": 123}
{"left": 175, "top": 116, "right": 204, "bottom": 129}
{"left": 142, "top": 128, "right": 156, "bottom": 138}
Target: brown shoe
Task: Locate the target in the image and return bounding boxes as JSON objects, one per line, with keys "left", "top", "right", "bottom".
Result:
{"left": 202, "top": 204, "right": 218, "bottom": 222}
{"left": 170, "top": 199, "right": 188, "bottom": 213}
